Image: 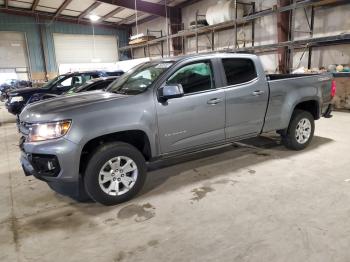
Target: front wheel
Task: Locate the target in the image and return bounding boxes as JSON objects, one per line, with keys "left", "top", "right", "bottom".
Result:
{"left": 84, "top": 142, "right": 147, "bottom": 206}
{"left": 282, "top": 109, "right": 315, "bottom": 150}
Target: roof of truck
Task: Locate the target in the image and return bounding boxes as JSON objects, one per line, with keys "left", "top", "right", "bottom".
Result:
{"left": 61, "top": 70, "right": 106, "bottom": 76}
{"left": 153, "top": 51, "right": 257, "bottom": 63}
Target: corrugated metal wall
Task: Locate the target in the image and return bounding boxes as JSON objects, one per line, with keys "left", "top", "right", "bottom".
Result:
{"left": 0, "top": 13, "right": 43, "bottom": 75}
{"left": 0, "top": 13, "right": 129, "bottom": 80}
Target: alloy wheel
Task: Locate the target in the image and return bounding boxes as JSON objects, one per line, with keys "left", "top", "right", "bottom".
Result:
{"left": 98, "top": 156, "right": 138, "bottom": 196}
{"left": 295, "top": 118, "right": 312, "bottom": 144}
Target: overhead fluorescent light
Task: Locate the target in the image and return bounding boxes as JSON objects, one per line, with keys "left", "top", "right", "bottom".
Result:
{"left": 89, "top": 14, "right": 100, "bottom": 22}
{"left": 130, "top": 33, "right": 145, "bottom": 40}
{"left": 91, "top": 58, "right": 101, "bottom": 63}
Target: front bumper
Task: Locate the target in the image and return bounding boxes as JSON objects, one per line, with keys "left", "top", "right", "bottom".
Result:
{"left": 20, "top": 137, "right": 80, "bottom": 182}
{"left": 20, "top": 137, "right": 86, "bottom": 199}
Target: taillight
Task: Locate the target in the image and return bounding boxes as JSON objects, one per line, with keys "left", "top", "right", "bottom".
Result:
{"left": 331, "top": 79, "right": 336, "bottom": 97}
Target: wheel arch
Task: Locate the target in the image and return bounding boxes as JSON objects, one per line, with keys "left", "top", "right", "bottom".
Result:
{"left": 285, "top": 98, "right": 320, "bottom": 129}
{"left": 79, "top": 130, "right": 152, "bottom": 175}
{"left": 292, "top": 99, "right": 320, "bottom": 120}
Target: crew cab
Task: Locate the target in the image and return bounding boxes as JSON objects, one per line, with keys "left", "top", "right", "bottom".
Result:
{"left": 6, "top": 70, "right": 108, "bottom": 115}
{"left": 18, "top": 52, "right": 335, "bottom": 205}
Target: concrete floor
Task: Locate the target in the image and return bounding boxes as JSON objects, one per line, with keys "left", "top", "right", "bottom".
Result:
{"left": 1, "top": 102, "right": 350, "bottom": 262}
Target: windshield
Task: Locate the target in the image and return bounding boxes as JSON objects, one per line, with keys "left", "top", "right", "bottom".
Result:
{"left": 107, "top": 62, "right": 174, "bottom": 95}
{"left": 67, "top": 80, "right": 94, "bottom": 94}
{"left": 41, "top": 75, "right": 65, "bottom": 89}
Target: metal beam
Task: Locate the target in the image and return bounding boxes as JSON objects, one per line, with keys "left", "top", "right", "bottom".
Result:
{"left": 102, "top": 6, "right": 125, "bottom": 20}
{"left": 31, "top": 0, "right": 40, "bottom": 11}
{"left": 38, "top": 17, "right": 49, "bottom": 81}
{"left": 128, "top": 0, "right": 176, "bottom": 26}
{"left": 53, "top": 0, "right": 73, "bottom": 19}
{"left": 117, "top": 12, "right": 144, "bottom": 25}
{"left": 78, "top": 2, "right": 101, "bottom": 20}
{"left": 176, "top": 0, "right": 202, "bottom": 8}
{"left": 120, "top": 33, "right": 350, "bottom": 53}
{"left": 288, "top": 0, "right": 297, "bottom": 72}
{"left": 129, "top": 15, "right": 157, "bottom": 26}
{"left": 170, "top": 5, "right": 182, "bottom": 55}
{"left": 97, "top": 0, "right": 178, "bottom": 17}
{"left": 277, "top": 0, "right": 291, "bottom": 73}
{"left": 0, "top": 7, "right": 128, "bottom": 29}
{"left": 308, "top": 6, "right": 315, "bottom": 69}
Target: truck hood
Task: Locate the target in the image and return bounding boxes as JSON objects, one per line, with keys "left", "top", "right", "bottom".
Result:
{"left": 20, "top": 91, "right": 127, "bottom": 122}
{"left": 9, "top": 87, "right": 46, "bottom": 96}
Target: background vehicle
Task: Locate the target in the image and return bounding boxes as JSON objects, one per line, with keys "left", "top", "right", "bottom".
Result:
{"left": 6, "top": 71, "right": 108, "bottom": 115}
{"left": 105, "top": 70, "right": 124, "bottom": 77}
{"left": 25, "top": 76, "right": 118, "bottom": 105}
{"left": 66, "top": 76, "right": 117, "bottom": 94}
{"left": 0, "top": 79, "right": 32, "bottom": 101}
{"left": 18, "top": 53, "right": 334, "bottom": 205}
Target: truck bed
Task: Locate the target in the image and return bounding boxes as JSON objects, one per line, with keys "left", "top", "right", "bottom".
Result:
{"left": 263, "top": 72, "right": 333, "bottom": 133}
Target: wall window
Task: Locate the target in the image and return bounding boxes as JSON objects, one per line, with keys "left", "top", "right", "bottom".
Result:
{"left": 167, "top": 61, "right": 214, "bottom": 94}
{"left": 222, "top": 58, "right": 257, "bottom": 86}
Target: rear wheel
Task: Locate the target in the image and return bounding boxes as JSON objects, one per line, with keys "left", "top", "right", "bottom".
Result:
{"left": 84, "top": 142, "right": 147, "bottom": 206}
{"left": 282, "top": 109, "right": 315, "bottom": 150}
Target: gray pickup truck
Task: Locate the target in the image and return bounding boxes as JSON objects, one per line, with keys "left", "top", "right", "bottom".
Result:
{"left": 19, "top": 52, "right": 335, "bottom": 205}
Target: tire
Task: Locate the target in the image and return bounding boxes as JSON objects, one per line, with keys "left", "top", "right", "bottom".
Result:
{"left": 282, "top": 109, "right": 315, "bottom": 150}
{"left": 84, "top": 142, "right": 147, "bottom": 206}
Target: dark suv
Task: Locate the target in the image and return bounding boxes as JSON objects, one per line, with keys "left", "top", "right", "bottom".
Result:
{"left": 6, "top": 71, "right": 108, "bottom": 115}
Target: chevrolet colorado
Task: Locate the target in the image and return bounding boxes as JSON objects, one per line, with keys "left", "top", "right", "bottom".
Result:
{"left": 18, "top": 53, "right": 335, "bottom": 205}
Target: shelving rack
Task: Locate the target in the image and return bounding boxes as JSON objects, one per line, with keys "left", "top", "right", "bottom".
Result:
{"left": 119, "top": 0, "right": 350, "bottom": 71}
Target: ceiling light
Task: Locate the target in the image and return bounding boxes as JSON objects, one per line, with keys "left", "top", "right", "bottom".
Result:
{"left": 130, "top": 33, "right": 145, "bottom": 41}
{"left": 89, "top": 14, "right": 100, "bottom": 22}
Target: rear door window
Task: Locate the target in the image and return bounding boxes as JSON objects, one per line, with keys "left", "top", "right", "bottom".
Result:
{"left": 222, "top": 58, "right": 257, "bottom": 86}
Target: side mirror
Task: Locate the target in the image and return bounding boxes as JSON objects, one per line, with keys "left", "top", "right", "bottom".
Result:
{"left": 158, "top": 84, "right": 184, "bottom": 101}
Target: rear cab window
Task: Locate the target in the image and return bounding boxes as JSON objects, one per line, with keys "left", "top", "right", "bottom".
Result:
{"left": 222, "top": 58, "right": 257, "bottom": 86}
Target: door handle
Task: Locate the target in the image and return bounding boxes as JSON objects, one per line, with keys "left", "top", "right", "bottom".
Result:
{"left": 251, "top": 90, "right": 265, "bottom": 96}
{"left": 207, "top": 98, "right": 223, "bottom": 105}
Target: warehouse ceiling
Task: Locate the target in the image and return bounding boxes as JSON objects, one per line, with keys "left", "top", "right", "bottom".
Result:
{"left": 0, "top": 0, "right": 188, "bottom": 28}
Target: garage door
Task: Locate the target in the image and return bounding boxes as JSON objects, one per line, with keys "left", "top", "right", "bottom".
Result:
{"left": 0, "top": 31, "right": 29, "bottom": 83}
{"left": 53, "top": 33, "right": 118, "bottom": 65}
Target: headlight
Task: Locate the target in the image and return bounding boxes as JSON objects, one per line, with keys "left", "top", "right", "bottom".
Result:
{"left": 11, "top": 96, "right": 24, "bottom": 102}
{"left": 28, "top": 120, "right": 72, "bottom": 142}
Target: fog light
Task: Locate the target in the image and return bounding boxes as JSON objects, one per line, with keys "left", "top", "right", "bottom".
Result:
{"left": 47, "top": 161, "right": 55, "bottom": 171}
{"left": 30, "top": 154, "right": 61, "bottom": 177}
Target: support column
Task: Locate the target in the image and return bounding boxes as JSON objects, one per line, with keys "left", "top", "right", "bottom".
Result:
{"left": 169, "top": 7, "right": 182, "bottom": 56}
{"left": 307, "top": 6, "right": 314, "bottom": 69}
{"left": 277, "top": 0, "right": 291, "bottom": 73}
{"left": 38, "top": 17, "right": 48, "bottom": 81}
